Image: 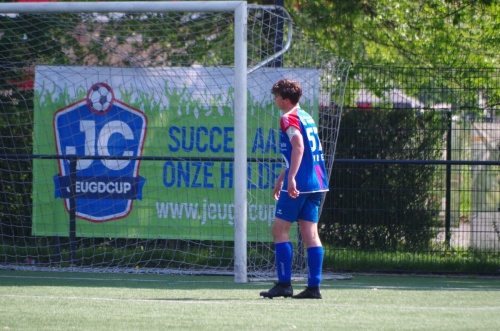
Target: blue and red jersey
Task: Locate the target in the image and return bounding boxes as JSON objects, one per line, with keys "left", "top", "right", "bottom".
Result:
{"left": 279, "top": 107, "right": 329, "bottom": 193}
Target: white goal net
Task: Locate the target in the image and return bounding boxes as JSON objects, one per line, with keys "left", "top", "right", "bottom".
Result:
{"left": 0, "top": 1, "right": 350, "bottom": 281}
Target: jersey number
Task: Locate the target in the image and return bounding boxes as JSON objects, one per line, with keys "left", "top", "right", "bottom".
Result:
{"left": 306, "top": 127, "right": 320, "bottom": 152}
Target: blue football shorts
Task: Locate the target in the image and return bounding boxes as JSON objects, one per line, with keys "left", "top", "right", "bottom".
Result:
{"left": 275, "top": 191, "right": 324, "bottom": 223}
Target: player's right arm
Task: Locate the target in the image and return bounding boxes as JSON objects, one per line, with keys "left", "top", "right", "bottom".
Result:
{"left": 286, "top": 128, "right": 304, "bottom": 198}
{"left": 273, "top": 171, "right": 285, "bottom": 200}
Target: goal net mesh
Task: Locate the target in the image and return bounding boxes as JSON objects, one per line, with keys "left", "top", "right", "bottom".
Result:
{"left": 0, "top": 4, "right": 350, "bottom": 278}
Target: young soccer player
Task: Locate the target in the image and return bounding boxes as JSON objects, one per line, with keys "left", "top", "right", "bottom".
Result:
{"left": 260, "top": 79, "right": 329, "bottom": 299}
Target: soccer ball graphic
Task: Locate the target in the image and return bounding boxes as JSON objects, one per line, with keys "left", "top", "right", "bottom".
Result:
{"left": 87, "top": 83, "right": 114, "bottom": 113}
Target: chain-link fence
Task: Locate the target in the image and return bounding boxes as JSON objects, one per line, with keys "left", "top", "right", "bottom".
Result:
{"left": 321, "top": 65, "right": 500, "bottom": 274}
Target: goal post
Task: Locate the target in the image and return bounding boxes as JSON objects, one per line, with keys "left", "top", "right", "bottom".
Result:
{"left": 233, "top": 3, "right": 248, "bottom": 283}
{"left": 0, "top": 2, "right": 350, "bottom": 282}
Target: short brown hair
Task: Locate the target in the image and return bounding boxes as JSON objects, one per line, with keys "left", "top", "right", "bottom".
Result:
{"left": 271, "top": 79, "right": 302, "bottom": 105}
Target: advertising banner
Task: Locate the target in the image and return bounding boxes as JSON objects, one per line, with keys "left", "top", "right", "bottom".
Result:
{"left": 33, "top": 66, "right": 319, "bottom": 240}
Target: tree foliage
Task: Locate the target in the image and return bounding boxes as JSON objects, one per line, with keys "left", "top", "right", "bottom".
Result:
{"left": 287, "top": 0, "right": 500, "bottom": 69}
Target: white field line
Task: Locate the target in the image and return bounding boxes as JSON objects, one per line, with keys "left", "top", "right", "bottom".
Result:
{"left": 0, "top": 274, "right": 226, "bottom": 283}
{"left": 1, "top": 274, "right": 500, "bottom": 291}
{"left": 0, "top": 293, "right": 500, "bottom": 311}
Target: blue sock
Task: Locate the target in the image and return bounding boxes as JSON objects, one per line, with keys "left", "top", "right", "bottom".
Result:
{"left": 307, "top": 246, "right": 324, "bottom": 287}
{"left": 275, "top": 242, "right": 293, "bottom": 284}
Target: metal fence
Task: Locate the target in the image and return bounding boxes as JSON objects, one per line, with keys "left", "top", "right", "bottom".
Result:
{"left": 320, "top": 65, "right": 500, "bottom": 274}
{"left": 2, "top": 63, "right": 500, "bottom": 275}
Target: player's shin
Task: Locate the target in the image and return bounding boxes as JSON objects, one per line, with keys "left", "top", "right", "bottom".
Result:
{"left": 275, "top": 242, "right": 293, "bottom": 284}
{"left": 307, "top": 246, "right": 324, "bottom": 287}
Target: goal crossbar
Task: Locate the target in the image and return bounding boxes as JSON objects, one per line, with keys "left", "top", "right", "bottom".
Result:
{"left": 0, "top": 1, "right": 246, "bottom": 13}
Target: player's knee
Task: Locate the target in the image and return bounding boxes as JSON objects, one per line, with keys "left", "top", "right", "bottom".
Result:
{"left": 271, "top": 229, "right": 289, "bottom": 243}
